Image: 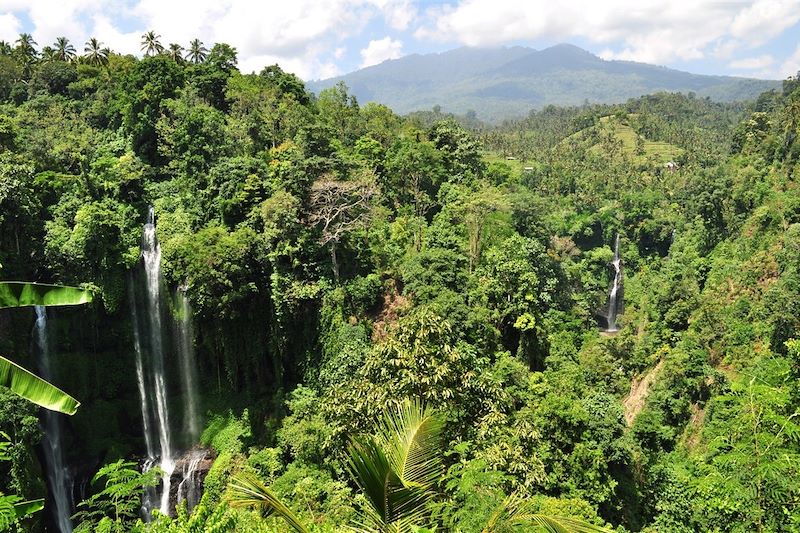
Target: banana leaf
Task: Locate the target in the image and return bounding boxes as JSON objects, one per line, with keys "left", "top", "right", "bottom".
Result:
{"left": 0, "top": 356, "right": 80, "bottom": 415}
{"left": 0, "top": 282, "right": 93, "bottom": 309}
{"left": 14, "top": 498, "right": 44, "bottom": 519}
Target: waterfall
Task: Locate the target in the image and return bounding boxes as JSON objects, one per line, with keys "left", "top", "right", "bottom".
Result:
{"left": 606, "top": 234, "right": 622, "bottom": 332}
{"left": 131, "top": 207, "right": 175, "bottom": 517}
{"left": 174, "top": 449, "right": 207, "bottom": 513}
{"left": 175, "top": 290, "right": 200, "bottom": 444}
{"left": 33, "top": 307, "right": 74, "bottom": 533}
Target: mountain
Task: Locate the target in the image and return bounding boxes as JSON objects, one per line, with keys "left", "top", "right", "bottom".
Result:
{"left": 307, "top": 44, "right": 779, "bottom": 122}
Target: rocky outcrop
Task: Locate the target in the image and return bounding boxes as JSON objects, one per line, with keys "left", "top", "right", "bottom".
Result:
{"left": 167, "top": 447, "right": 215, "bottom": 516}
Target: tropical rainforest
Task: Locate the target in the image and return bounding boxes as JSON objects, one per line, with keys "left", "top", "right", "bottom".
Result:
{"left": 1, "top": 32, "right": 800, "bottom": 533}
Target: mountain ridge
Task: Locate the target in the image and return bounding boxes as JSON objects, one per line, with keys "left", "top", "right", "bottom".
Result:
{"left": 307, "top": 44, "right": 779, "bottom": 121}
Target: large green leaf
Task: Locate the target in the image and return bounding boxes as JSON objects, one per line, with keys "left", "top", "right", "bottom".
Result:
{"left": 0, "top": 282, "right": 93, "bottom": 309}
{"left": 227, "top": 473, "right": 309, "bottom": 533}
{"left": 13, "top": 498, "right": 44, "bottom": 519}
{"left": 347, "top": 400, "right": 444, "bottom": 531}
{"left": 0, "top": 356, "right": 80, "bottom": 415}
{"left": 483, "top": 493, "right": 612, "bottom": 533}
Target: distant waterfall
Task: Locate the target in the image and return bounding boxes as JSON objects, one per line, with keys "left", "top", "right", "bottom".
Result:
{"left": 175, "top": 289, "right": 200, "bottom": 444}
{"left": 606, "top": 234, "right": 622, "bottom": 332}
{"left": 33, "top": 307, "right": 74, "bottom": 533}
{"left": 131, "top": 207, "right": 175, "bottom": 516}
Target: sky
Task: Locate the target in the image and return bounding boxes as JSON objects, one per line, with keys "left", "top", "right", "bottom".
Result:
{"left": 0, "top": 0, "right": 799, "bottom": 81}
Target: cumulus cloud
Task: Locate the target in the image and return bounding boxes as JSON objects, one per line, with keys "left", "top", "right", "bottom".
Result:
{"left": 415, "top": 0, "right": 800, "bottom": 65}
{"left": 360, "top": 36, "right": 403, "bottom": 68}
{"left": 729, "top": 54, "right": 775, "bottom": 70}
{"left": 371, "top": 0, "right": 417, "bottom": 30}
{"left": 780, "top": 44, "right": 800, "bottom": 78}
{"left": 0, "top": 0, "right": 412, "bottom": 79}
{"left": 0, "top": 13, "right": 21, "bottom": 41}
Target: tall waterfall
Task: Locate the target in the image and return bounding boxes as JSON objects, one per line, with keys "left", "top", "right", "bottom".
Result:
{"left": 606, "top": 234, "right": 622, "bottom": 332}
{"left": 33, "top": 307, "right": 74, "bottom": 533}
{"left": 175, "top": 290, "right": 200, "bottom": 444}
{"left": 131, "top": 207, "right": 175, "bottom": 516}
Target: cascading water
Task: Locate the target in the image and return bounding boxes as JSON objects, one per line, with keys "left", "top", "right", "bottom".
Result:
{"left": 131, "top": 207, "right": 175, "bottom": 516}
{"left": 606, "top": 233, "right": 622, "bottom": 332}
{"left": 33, "top": 307, "right": 74, "bottom": 533}
{"left": 175, "top": 290, "right": 200, "bottom": 444}
{"left": 173, "top": 449, "right": 208, "bottom": 513}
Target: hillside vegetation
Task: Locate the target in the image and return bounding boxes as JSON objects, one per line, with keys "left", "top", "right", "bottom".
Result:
{"left": 308, "top": 44, "right": 779, "bottom": 121}
{"left": 0, "top": 35, "right": 799, "bottom": 533}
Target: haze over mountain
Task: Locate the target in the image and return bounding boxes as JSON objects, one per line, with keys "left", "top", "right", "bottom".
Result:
{"left": 308, "top": 44, "right": 780, "bottom": 121}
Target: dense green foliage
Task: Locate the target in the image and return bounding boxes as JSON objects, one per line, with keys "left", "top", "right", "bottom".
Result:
{"left": 1, "top": 33, "right": 800, "bottom": 532}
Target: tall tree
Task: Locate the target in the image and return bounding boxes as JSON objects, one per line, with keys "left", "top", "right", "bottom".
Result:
{"left": 14, "top": 33, "right": 37, "bottom": 76}
{"left": 308, "top": 175, "right": 377, "bottom": 282}
{"left": 167, "top": 43, "right": 184, "bottom": 63}
{"left": 186, "top": 38, "right": 208, "bottom": 64}
{"left": 83, "top": 38, "right": 109, "bottom": 67}
{"left": 14, "top": 33, "right": 37, "bottom": 60}
{"left": 53, "top": 37, "right": 76, "bottom": 62}
{"left": 140, "top": 30, "right": 164, "bottom": 56}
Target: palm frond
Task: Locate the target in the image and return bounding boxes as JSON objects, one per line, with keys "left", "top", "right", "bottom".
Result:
{"left": 0, "top": 355, "right": 80, "bottom": 414}
{"left": 0, "top": 282, "right": 93, "bottom": 309}
{"left": 484, "top": 493, "right": 612, "bottom": 533}
{"left": 379, "top": 400, "right": 444, "bottom": 489}
{"left": 347, "top": 399, "right": 443, "bottom": 530}
{"left": 227, "top": 472, "right": 309, "bottom": 533}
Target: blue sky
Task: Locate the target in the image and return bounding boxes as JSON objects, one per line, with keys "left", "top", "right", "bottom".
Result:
{"left": 0, "top": 0, "right": 798, "bottom": 81}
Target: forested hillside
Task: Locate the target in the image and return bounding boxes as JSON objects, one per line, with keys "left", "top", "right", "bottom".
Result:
{"left": 307, "top": 44, "right": 778, "bottom": 121}
{"left": 1, "top": 35, "right": 800, "bottom": 533}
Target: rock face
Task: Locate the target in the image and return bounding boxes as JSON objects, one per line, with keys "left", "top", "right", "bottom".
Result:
{"left": 167, "top": 447, "right": 214, "bottom": 516}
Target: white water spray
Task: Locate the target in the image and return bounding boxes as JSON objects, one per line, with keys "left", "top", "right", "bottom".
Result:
{"left": 175, "top": 290, "right": 200, "bottom": 443}
{"left": 606, "top": 234, "right": 622, "bottom": 332}
{"left": 33, "top": 307, "right": 74, "bottom": 533}
{"left": 132, "top": 207, "right": 175, "bottom": 516}
{"left": 175, "top": 449, "right": 207, "bottom": 512}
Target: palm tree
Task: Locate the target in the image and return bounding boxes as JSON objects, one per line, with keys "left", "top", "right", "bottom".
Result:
{"left": 141, "top": 30, "right": 164, "bottom": 56}
{"left": 83, "top": 38, "right": 109, "bottom": 67}
{"left": 346, "top": 400, "right": 444, "bottom": 530}
{"left": 0, "top": 41, "right": 11, "bottom": 55}
{"left": 0, "top": 281, "right": 93, "bottom": 415}
{"left": 229, "top": 401, "right": 611, "bottom": 532}
{"left": 53, "top": 36, "right": 76, "bottom": 62}
{"left": 186, "top": 38, "right": 208, "bottom": 64}
{"left": 40, "top": 46, "right": 57, "bottom": 63}
{"left": 14, "top": 33, "right": 38, "bottom": 76}
{"left": 14, "top": 33, "right": 37, "bottom": 59}
{"left": 166, "top": 43, "right": 184, "bottom": 63}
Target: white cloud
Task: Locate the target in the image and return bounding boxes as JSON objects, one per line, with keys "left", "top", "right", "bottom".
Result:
{"left": 368, "top": 0, "right": 417, "bottom": 30}
{"left": 0, "top": 0, "right": 405, "bottom": 79}
{"left": 780, "top": 44, "right": 800, "bottom": 78}
{"left": 730, "top": 0, "right": 800, "bottom": 45}
{"left": 729, "top": 54, "right": 775, "bottom": 70}
{"left": 360, "top": 36, "right": 403, "bottom": 68}
{"left": 0, "top": 12, "right": 21, "bottom": 42}
{"left": 416, "top": 0, "right": 800, "bottom": 66}
{"left": 89, "top": 13, "right": 140, "bottom": 56}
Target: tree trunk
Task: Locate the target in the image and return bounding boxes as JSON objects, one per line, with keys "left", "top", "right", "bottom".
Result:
{"left": 330, "top": 243, "right": 340, "bottom": 284}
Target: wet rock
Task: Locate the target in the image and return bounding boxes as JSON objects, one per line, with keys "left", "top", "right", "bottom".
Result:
{"left": 167, "top": 447, "right": 215, "bottom": 516}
